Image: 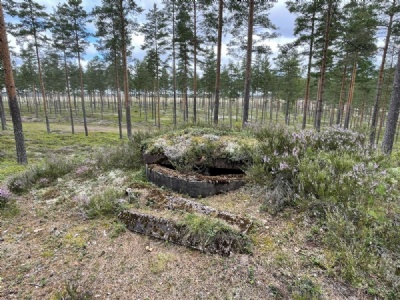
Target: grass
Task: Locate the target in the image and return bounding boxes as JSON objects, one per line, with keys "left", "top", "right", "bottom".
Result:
{"left": 180, "top": 213, "right": 253, "bottom": 254}
{"left": 84, "top": 188, "right": 125, "bottom": 219}
{"left": 0, "top": 123, "right": 121, "bottom": 183}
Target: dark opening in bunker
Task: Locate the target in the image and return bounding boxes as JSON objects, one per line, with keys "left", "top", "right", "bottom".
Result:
{"left": 158, "top": 163, "right": 245, "bottom": 177}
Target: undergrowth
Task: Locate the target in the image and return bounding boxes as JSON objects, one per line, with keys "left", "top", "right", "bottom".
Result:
{"left": 94, "top": 131, "right": 154, "bottom": 171}
{"left": 249, "top": 124, "right": 400, "bottom": 298}
{"left": 52, "top": 281, "right": 92, "bottom": 300}
{"left": 7, "top": 156, "right": 76, "bottom": 193}
{"left": 180, "top": 213, "right": 253, "bottom": 255}
{"left": 84, "top": 188, "right": 125, "bottom": 219}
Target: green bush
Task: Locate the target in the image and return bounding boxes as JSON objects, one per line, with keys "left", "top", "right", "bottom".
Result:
{"left": 53, "top": 281, "right": 92, "bottom": 300}
{"left": 250, "top": 124, "right": 400, "bottom": 295}
{"left": 95, "top": 131, "right": 152, "bottom": 171}
{"left": 84, "top": 188, "right": 124, "bottom": 219}
{"left": 7, "top": 156, "right": 76, "bottom": 193}
{"left": 180, "top": 213, "right": 252, "bottom": 254}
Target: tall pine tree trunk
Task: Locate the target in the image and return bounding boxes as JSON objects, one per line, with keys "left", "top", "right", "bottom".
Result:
{"left": 77, "top": 48, "right": 88, "bottom": 136}
{"left": 382, "top": 48, "right": 400, "bottom": 154}
{"left": 0, "top": 93, "right": 6, "bottom": 130}
{"left": 370, "top": 2, "right": 394, "bottom": 146}
{"left": 193, "top": 0, "right": 197, "bottom": 123}
{"left": 242, "top": 0, "right": 254, "bottom": 127}
{"left": 172, "top": 0, "right": 177, "bottom": 128}
{"left": 213, "top": 0, "right": 223, "bottom": 125}
{"left": 315, "top": 1, "right": 333, "bottom": 131}
{"left": 34, "top": 31, "right": 50, "bottom": 133}
{"left": 302, "top": 4, "right": 316, "bottom": 129}
{"left": 0, "top": 3, "right": 27, "bottom": 163}
{"left": 344, "top": 59, "right": 357, "bottom": 129}
{"left": 114, "top": 54, "right": 123, "bottom": 139}
{"left": 120, "top": 1, "right": 132, "bottom": 138}
{"left": 63, "top": 51, "right": 74, "bottom": 134}
{"left": 336, "top": 64, "right": 347, "bottom": 125}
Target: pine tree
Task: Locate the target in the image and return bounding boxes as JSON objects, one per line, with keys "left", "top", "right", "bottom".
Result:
{"left": 0, "top": 2, "right": 27, "bottom": 164}
{"left": 63, "top": 0, "right": 90, "bottom": 136}
{"left": 93, "top": 0, "right": 142, "bottom": 137}
{"left": 275, "top": 44, "right": 301, "bottom": 125}
{"left": 226, "top": 0, "right": 276, "bottom": 126}
{"left": 175, "top": 0, "right": 194, "bottom": 123}
{"left": 287, "top": 0, "right": 321, "bottom": 129}
{"left": 50, "top": 3, "right": 75, "bottom": 133}
{"left": 141, "top": 3, "right": 169, "bottom": 128}
{"left": 340, "top": 1, "right": 377, "bottom": 129}
{"left": 382, "top": 48, "right": 400, "bottom": 154}
{"left": 162, "top": 0, "right": 178, "bottom": 127}
{"left": 6, "top": 0, "right": 51, "bottom": 133}
{"left": 370, "top": 0, "right": 400, "bottom": 146}
{"left": 213, "top": 0, "right": 223, "bottom": 125}
{"left": 314, "top": 0, "right": 341, "bottom": 131}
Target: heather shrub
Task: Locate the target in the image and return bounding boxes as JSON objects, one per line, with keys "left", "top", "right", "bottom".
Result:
{"left": 7, "top": 156, "right": 76, "bottom": 193}
{"left": 95, "top": 131, "right": 152, "bottom": 171}
{"left": 84, "top": 188, "right": 125, "bottom": 219}
{"left": 0, "top": 186, "right": 13, "bottom": 209}
{"left": 250, "top": 124, "right": 400, "bottom": 295}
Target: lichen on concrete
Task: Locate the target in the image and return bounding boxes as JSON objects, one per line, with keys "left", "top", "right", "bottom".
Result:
{"left": 142, "top": 128, "right": 257, "bottom": 171}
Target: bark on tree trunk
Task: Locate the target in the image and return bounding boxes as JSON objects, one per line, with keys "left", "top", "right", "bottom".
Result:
{"left": 336, "top": 64, "right": 348, "bottom": 125}
{"left": 172, "top": 0, "right": 177, "bottom": 128}
{"left": 370, "top": 2, "right": 394, "bottom": 146}
{"left": 344, "top": 59, "right": 357, "bottom": 129}
{"left": 214, "top": 0, "right": 223, "bottom": 125}
{"left": 0, "top": 3, "right": 27, "bottom": 163}
{"left": 114, "top": 54, "right": 123, "bottom": 139}
{"left": 193, "top": 0, "right": 197, "bottom": 124}
{"left": 34, "top": 34, "right": 50, "bottom": 133}
{"left": 315, "top": 1, "right": 333, "bottom": 131}
{"left": 63, "top": 51, "right": 74, "bottom": 134}
{"left": 0, "top": 93, "right": 6, "bottom": 130}
{"left": 242, "top": 0, "right": 254, "bottom": 127}
{"left": 77, "top": 49, "right": 88, "bottom": 136}
{"left": 302, "top": 4, "right": 316, "bottom": 129}
{"left": 382, "top": 49, "right": 400, "bottom": 155}
{"left": 120, "top": 0, "right": 132, "bottom": 138}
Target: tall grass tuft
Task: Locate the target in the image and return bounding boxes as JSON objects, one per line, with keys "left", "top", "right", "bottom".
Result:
{"left": 84, "top": 188, "right": 124, "bottom": 219}
{"left": 95, "top": 131, "right": 153, "bottom": 171}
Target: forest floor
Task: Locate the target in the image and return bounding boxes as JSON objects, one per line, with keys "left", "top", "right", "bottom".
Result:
{"left": 0, "top": 121, "right": 387, "bottom": 300}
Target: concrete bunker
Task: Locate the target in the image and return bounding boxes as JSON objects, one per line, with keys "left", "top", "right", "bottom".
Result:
{"left": 142, "top": 129, "right": 256, "bottom": 197}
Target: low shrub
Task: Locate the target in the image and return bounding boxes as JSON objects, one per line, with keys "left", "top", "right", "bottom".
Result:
{"left": 7, "top": 156, "right": 76, "bottom": 193}
{"left": 95, "top": 131, "right": 153, "bottom": 171}
{"left": 53, "top": 281, "right": 92, "bottom": 300}
{"left": 180, "top": 213, "right": 252, "bottom": 254}
{"left": 84, "top": 188, "right": 124, "bottom": 219}
{"left": 249, "top": 124, "right": 400, "bottom": 296}
{"left": 0, "top": 186, "right": 12, "bottom": 208}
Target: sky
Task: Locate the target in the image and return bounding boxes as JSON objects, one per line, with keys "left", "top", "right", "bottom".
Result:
{"left": 6, "top": 0, "right": 298, "bottom": 69}
{"left": 5, "top": 0, "right": 385, "bottom": 71}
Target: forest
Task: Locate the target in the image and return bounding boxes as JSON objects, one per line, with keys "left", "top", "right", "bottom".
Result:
{"left": 1, "top": 0, "right": 400, "bottom": 299}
